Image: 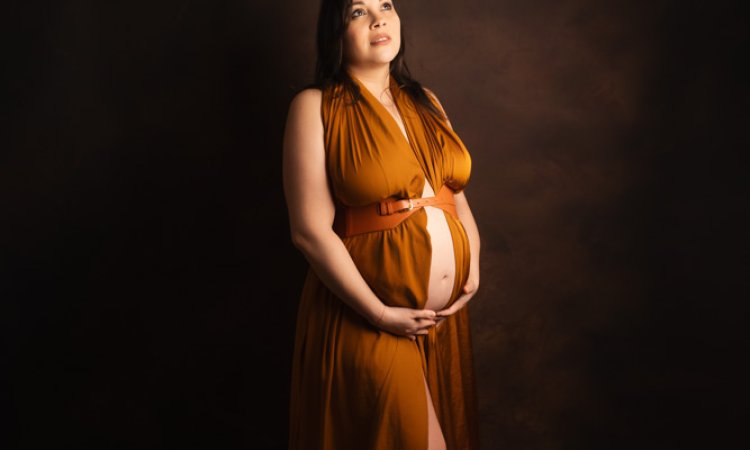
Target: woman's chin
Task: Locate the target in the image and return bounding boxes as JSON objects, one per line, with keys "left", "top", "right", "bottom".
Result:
{"left": 371, "top": 54, "right": 400, "bottom": 66}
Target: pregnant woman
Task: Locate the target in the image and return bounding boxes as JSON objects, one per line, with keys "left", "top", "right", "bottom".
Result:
{"left": 283, "top": 1, "right": 481, "bottom": 449}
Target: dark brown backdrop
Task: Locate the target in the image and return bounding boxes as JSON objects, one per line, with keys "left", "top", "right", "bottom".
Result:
{"left": 3, "top": 1, "right": 746, "bottom": 449}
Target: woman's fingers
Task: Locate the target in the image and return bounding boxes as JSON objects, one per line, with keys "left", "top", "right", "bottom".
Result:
{"left": 415, "top": 309, "right": 437, "bottom": 319}
{"left": 436, "top": 293, "right": 474, "bottom": 318}
{"left": 404, "top": 322, "right": 436, "bottom": 340}
{"left": 414, "top": 309, "right": 436, "bottom": 325}
{"left": 436, "top": 304, "right": 456, "bottom": 317}
{"left": 415, "top": 317, "right": 436, "bottom": 326}
{"left": 388, "top": 308, "right": 443, "bottom": 340}
{"left": 405, "top": 329, "right": 430, "bottom": 340}
{"left": 406, "top": 322, "right": 433, "bottom": 334}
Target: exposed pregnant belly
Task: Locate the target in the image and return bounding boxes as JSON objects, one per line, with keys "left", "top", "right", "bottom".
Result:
{"left": 421, "top": 180, "right": 456, "bottom": 312}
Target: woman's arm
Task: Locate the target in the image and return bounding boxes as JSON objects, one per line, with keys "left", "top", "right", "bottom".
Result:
{"left": 282, "top": 89, "right": 436, "bottom": 338}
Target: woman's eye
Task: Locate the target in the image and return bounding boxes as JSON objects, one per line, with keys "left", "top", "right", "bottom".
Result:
{"left": 352, "top": 2, "right": 393, "bottom": 19}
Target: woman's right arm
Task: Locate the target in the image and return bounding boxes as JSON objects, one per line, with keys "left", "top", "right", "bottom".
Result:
{"left": 282, "top": 89, "right": 436, "bottom": 339}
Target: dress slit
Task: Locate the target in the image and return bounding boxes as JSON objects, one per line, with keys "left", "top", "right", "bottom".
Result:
{"left": 421, "top": 366, "right": 447, "bottom": 450}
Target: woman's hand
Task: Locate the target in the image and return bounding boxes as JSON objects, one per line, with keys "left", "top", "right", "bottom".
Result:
{"left": 435, "top": 272, "right": 480, "bottom": 328}
{"left": 375, "top": 306, "right": 438, "bottom": 341}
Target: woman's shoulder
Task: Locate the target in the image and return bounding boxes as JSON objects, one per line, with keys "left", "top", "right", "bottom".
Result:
{"left": 289, "top": 81, "right": 347, "bottom": 108}
{"left": 287, "top": 88, "right": 324, "bottom": 124}
{"left": 290, "top": 87, "right": 322, "bottom": 107}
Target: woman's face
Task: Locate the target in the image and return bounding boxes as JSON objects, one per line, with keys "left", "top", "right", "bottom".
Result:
{"left": 343, "top": 0, "right": 401, "bottom": 69}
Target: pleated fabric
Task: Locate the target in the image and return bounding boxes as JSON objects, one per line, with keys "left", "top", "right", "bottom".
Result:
{"left": 289, "top": 71, "right": 480, "bottom": 450}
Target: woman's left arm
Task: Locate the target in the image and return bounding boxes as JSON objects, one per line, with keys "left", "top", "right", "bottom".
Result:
{"left": 424, "top": 88, "right": 481, "bottom": 320}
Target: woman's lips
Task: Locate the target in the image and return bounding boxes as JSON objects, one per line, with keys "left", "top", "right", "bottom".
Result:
{"left": 371, "top": 36, "right": 391, "bottom": 46}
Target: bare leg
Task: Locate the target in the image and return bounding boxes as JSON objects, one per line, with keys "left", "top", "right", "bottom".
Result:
{"left": 422, "top": 371, "right": 447, "bottom": 450}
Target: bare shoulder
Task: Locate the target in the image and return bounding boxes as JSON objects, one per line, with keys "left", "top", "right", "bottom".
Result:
{"left": 289, "top": 87, "right": 322, "bottom": 113}
{"left": 292, "top": 87, "right": 322, "bottom": 102}
{"left": 285, "top": 88, "right": 324, "bottom": 144}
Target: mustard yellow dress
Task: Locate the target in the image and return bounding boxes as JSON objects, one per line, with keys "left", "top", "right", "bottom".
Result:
{"left": 289, "top": 73, "right": 479, "bottom": 450}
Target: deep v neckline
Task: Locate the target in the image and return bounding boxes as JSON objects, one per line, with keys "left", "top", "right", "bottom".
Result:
{"left": 350, "top": 74, "right": 439, "bottom": 196}
{"left": 351, "top": 74, "right": 414, "bottom": 151}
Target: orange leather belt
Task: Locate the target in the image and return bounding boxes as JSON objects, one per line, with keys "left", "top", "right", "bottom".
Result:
{"left": 333, "top": 184, "right": 458, "bottom": 238}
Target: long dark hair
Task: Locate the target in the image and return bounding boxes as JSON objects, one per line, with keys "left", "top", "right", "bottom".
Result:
{"left": 296, "top": 0, "right": 445, "bottom": 120}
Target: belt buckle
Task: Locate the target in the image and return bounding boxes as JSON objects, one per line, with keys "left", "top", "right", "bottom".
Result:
{"left": 380, "top": 197, "right": 415, "bottom": 215}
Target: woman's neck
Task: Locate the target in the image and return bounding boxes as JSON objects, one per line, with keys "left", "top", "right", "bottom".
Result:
{"left": 345, "top": 64, "right": 391, "bottom": 99}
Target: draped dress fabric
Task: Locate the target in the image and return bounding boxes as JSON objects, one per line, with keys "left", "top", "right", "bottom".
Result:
{"left": 289, "top": 73, "right": 480, "bottom": 450}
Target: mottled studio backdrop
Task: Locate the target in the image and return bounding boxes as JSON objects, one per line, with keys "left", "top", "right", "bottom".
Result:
{"left": 3, "top": 1, "right": 746, "bottom": 449}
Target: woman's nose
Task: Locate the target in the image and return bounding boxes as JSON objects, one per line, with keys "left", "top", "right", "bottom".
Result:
{"left": 371, "top": 13, "right": 386, "bottom": 28}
